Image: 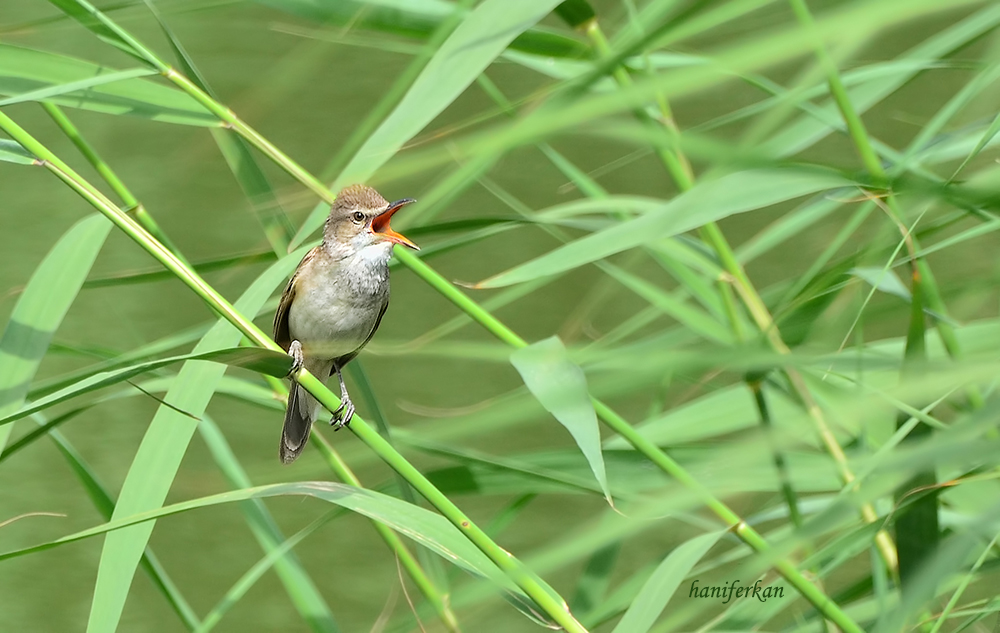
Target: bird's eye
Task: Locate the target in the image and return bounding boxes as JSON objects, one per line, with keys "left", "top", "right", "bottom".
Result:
{"left": 352, "top": 211, "right": 365, "bottom": 223}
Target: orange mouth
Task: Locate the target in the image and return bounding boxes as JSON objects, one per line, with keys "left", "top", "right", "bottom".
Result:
{"left": 371, "top": 198, "right": 418, "bottom": 250}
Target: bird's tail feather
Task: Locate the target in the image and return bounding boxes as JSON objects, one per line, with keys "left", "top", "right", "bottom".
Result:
{"left": 280, "top": 383, "right": 315, "bottom": 464}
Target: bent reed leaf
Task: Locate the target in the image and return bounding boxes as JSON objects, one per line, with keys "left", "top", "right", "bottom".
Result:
{"left": 0, "top": 346, "right": 293, "bottom": 427}
{"left": 511, "top": 336, "right": 611, "bottom": 503}
{"left": 1, "top": 481, "right": 535, "bottom": 602}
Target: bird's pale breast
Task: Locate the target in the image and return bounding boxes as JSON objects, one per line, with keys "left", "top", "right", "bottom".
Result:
{"left": 288, "top": 246, "right": 390, "bottom": 361}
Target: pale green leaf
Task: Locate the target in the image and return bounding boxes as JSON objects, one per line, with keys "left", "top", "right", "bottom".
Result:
{"left": 850, "top": 267, "right": 911, "bottom": 301}
{"left": 611, "top": 530, "right": 726, "bottom": 633}
{"left": 0, "top": 139, "right": 36, "bottom": 165}
{"left": 0, "top": 215, "right": 110, "bottom": 453}
{"left": 511, "top": 336, "right": 610, "bottom": 502}
{"left": 0, "top": 44, "right": 217, "bottom": 126}
{"left": 479, "top": 169, "right": 851, "bottom": 288}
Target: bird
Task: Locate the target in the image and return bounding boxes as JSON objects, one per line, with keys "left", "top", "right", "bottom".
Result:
{"left": 273, "top": 184, "right": 418, "bottom": 464}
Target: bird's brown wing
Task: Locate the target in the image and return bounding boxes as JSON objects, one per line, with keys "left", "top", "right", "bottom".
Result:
{"left": 333, "top": 300, "right": 388, "bottom": 370}
{"left": 273, "top": 246, "right": 320, "bottom": 352}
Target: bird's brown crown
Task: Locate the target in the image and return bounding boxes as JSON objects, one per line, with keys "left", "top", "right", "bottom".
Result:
{"left": 333, "top": 184, "right": 388, "bottom": 213}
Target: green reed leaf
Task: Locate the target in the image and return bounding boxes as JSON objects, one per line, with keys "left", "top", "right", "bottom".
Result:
{"left": 2, "top": 481, "right": 535, "bottom": 603}
{"left": 0, "top": 215, "right": 110, "bottom": 453}
{"left": 0, "top": 45, "right": 217, "bottom": 125}
{"left": 611, "top": 530, "right": 726, "bottom": 633}
{"left": 479, "top": 169, "right": 851, "bottom": 288}
{"left": 511, "top": 336, "right": 610, "bottom": 503}
{"left": 0, "top": 347, "right": 293, "bottom": 427}
{"left": 0, "top": 139, "right": 36, "bottom": 164}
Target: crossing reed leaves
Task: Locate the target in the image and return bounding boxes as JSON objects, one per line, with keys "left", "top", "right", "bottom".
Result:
{"left": 3, "top": 0, "right": 1000, "bottom": 631}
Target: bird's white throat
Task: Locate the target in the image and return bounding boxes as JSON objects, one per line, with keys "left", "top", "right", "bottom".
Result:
{"left": 322, "top": 238, "right": 393, "bottom": 296}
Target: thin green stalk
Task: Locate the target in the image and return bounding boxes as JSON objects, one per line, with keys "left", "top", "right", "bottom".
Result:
{"left": 311, "top": 431, "right": 460, "bottom": 633}
{"left": 787, "top": 0, "right": 885, "bottom": 184}
{"left": 583, "top": 15, "right": 898, "bottom": 571}
{"left": 40, "top": 103, "right": 137, "bottom": 206}
{"left": 788, "top": 0, "right": 968, "bottom": 582}
{"left": 0, "top": 111, "right": 584, "bottom": 633}
{"left": 750, "top": 376, "right": 803, "bottom": 529}
{"left": 167, "top": 70, "right": 336, "bottom": 204}
{"left": 39, "top": 102, "right": 188, "bottom": 264}
{"left": 717, "top": 278, "right": 746, "bottom": 342}
{"left": 262, "top": 372, "right": 461, "bottom": 633}
{"left": 586, "top": 22, "right": 694, "bottom": 191}
{"left": 789, "top": 0, "right": 982, "bottom": 412}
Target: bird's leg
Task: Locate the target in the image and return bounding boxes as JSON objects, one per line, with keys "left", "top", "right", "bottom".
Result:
{"left": 286, "top": 340, "right": 304, "bottom": 379}
{"left": 330, "top": 363, "right": 355, "bottom": 430}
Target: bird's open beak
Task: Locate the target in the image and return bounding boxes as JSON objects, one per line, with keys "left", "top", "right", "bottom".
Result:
{"left": 371, "top": 198, "right": 419, "bottom": 250}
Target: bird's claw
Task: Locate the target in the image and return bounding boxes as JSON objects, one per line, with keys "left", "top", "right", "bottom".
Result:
{"left": 331, "top": 396, "right": 355, "bottom": 431}
{"left": 286, "top": 340, "right": 304, "bottom": 378}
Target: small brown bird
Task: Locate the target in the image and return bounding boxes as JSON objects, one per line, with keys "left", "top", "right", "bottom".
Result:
{"left": 273, "top": 184, "right": 417, "bottom": 464}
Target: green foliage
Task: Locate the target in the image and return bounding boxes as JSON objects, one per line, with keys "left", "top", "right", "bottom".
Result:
{"left": 3, "top": 0, "right": 1000, "bottom": 632}
{"left": 0, "top": 44, "right": 217, "bottom": 125}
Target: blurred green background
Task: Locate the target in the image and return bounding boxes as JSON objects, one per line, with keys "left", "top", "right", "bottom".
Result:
{"left": 3, "top": 1, "right": 1000, "bottom": 632}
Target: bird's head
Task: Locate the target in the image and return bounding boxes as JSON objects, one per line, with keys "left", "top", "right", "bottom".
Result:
{"left": 323, "top": 184, "right": 418, "bottom": 255}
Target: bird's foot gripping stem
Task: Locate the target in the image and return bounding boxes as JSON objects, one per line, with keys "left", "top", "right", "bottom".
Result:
{"left": 286, "top": 340, "right": 304, "bottom": 378}
{"left": 331, "top": 396, "right": 355, "bottom": 430}
{"left": 331, "top": 366, "right": 355, "bottom": 430}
